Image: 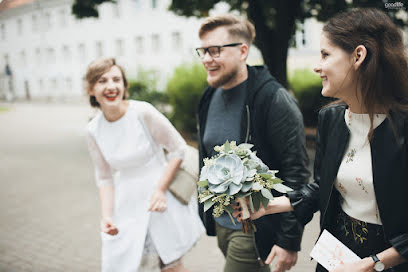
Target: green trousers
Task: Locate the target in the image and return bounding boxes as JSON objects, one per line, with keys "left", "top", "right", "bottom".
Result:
{"left": 215, "top": 223, "right": 270, "bottom": 272}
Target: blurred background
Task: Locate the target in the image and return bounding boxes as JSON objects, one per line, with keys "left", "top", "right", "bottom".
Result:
{"left": 0, "top": 0, "right": 407, "bottom": 271}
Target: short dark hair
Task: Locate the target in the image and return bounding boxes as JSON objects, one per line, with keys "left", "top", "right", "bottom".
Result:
{"left": 199, "top": 14, "right": 256, "bottom": 46}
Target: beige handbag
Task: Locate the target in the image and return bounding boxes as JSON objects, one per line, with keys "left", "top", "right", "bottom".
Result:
{"left": 169, "top": 145, "right": 199, "bottom": 205}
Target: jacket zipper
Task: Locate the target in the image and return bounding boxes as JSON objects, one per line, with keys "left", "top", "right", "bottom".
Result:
{"left": 245, "top": 105, "right": 250, "bottom": 143}
{"left": 252, "top": 232, "right": 265, "bottom": 266}
{"left": 245, "top": 105, "right": 264, "bottom": 266}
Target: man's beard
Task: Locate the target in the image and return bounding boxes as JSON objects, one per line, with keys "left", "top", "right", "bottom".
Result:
{"left": 208, "top": 66, "right": 239, "bottom": 89}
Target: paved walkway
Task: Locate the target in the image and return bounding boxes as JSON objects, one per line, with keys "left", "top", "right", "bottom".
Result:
{"left": 0, "top": 102, "right": 320, "bottom": 272}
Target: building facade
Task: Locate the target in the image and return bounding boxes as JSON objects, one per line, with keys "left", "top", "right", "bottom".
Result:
{"left": 0, "top": 0, "right": 203, "bottom": 101}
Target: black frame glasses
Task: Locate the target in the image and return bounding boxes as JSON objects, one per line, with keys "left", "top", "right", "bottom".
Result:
{"left": 195, "top": 43, "right": 243, "bottom": 58}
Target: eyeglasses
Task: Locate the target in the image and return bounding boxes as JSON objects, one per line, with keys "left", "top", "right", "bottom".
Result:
{"left": 195, "top": 43, "right": 243, "bottom": 58}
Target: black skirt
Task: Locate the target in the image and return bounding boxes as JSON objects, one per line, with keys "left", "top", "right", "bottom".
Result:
{"left": 315, "top": 206, "right": 408, "bottom": 272}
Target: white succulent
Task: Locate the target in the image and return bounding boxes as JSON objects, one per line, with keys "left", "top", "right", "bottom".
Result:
{"left": 206, "top": 154, "right": 248, "bottom": 195}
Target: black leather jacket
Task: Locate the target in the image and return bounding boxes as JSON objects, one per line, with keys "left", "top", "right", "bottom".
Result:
{"left": 198, "top": 65, "right": 310, "bottom": 261}
{"left": 288, "top": 104, "right": 408, "bottom": 265}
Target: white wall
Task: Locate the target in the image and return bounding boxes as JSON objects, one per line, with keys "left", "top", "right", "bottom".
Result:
{"left": 0, "top": 0, "right": 203, "bottom": 100}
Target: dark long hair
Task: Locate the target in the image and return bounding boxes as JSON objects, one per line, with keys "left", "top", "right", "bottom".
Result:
{"left": 323, "top": 8, "right": 408, "bottom": 138}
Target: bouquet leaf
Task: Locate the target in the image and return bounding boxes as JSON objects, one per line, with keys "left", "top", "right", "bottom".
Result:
{"left": 204, "top": 199, "right": 215, "bottom": 212}
{"left": 270, "top": 178, "right": 284, "bottom": 184}
{"left": 261, "top": 188, "right": 274, "bottom": 200}
{"left": 259, "top": 173, "right": 273, "bottom": 179}
{"left": 197, "top": 180, "right": 209, "bottom": 187}
{"left": 200, "top": 193, "right": 214, "bottom": 203}
{"left": 261, "top": 195, "right": 270, "bottom": 209}
{"left": 252, "top": 192, "right": 261, "bottom": 211}
{"left": 272, "top": 183, "right": 294, "bottom": 193}
{"left": 238, "top": 143, "right": 254, "bottom": 150}
{"left": 224, "top": 141, "right": 231, "bottom": 153}
{"left": 252, "top": 182, "right": 263, "bottom": 191}
{"left": 225, "top": 207, "right": 236, "bottom": 226}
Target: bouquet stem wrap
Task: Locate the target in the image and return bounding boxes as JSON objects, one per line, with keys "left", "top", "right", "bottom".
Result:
{"left": 237, "top": 197, "right": 254, "bottom": 234}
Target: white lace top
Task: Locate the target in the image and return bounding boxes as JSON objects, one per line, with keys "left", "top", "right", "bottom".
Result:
{"left": 86, "top": 100, "right": 204, "bottom": 271}
{"left": 335, "top": 109, "right": 386, "bottom": 225}
{"left": 87, "top": 100, "right": 186, "bottom": 187}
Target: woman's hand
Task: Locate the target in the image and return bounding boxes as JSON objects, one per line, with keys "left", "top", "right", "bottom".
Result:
{"left": 331, "top": 258, "right": 374, "bottom": 272}
{"left": 101, "top": 217, "right": 119, "bottom": 235}
{"left": 232, "top": 196, "right": 294, "bottom": 221}
{"left": 232, "top": 201, "right": 266, "bottom": 221}
{"left": 148, "top": 189, "right": 167, "bottom": 212}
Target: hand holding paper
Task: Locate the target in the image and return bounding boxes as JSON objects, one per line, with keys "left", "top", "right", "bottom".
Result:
{"left": 310, "top": 229, "right": 361, "bottom": 271}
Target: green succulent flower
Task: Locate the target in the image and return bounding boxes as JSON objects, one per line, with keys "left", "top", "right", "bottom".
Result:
{"left": 206, "top": 154, "right": 247, "bottom": 195}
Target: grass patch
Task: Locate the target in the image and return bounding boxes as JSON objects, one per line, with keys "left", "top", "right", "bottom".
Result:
{"left": 0, "top": 107, "right": 9, "bottom": 113}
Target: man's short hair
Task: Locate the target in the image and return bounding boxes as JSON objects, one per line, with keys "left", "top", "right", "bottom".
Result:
{"left": 198, "top": 14, "right": 256, "bottom": 46}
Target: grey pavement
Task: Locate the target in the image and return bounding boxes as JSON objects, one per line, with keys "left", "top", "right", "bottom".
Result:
{"left": 0, "top": 102, "right": 320, "bottom": 272}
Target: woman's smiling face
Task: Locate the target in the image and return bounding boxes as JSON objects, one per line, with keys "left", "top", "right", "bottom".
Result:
{"left": 89, "top": 65, "right": 126, "bottom": 108}
{"left": 314, "top": 32, "right": 356, "bottom": 101}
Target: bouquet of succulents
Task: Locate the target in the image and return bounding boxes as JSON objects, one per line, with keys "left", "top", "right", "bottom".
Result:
{"left": 198, "top": 140, "right": 293, "bottom": 233}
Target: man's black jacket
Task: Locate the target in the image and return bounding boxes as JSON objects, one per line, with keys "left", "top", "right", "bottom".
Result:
{"left": 197, "top": 65, "right": 311, "bottom": 261}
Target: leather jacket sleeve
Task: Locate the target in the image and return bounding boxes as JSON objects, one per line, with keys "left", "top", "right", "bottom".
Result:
{"left": 263, "top": 87, "right": 311, "bottom": 251}
{"left": 287, "top": 109, "right": 325, "bottom": 226}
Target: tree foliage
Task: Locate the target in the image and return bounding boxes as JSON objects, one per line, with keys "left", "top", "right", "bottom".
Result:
{"left": 166, "top": 62, "right": 207, "bottom": 135}
{"left": 72, "top": 0, "right": 407, "bottom": 87}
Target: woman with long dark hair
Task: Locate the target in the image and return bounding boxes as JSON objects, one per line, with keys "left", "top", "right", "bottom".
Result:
{"left": 235, "top": 8, "right": 408, "bottom": 272}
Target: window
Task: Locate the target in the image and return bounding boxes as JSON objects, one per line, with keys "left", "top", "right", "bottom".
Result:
{"left": 47, "top": 48, "right": 56, "bottom": 64}
{"left": 39, "top": 79, "right": 44, "bottom": 92}
{"left": 172, "top": 32, "right": 182, "bottom": 51}
{"left": 152, "top": 34, "right": 160, "bottom": 53}
{"left": 152, "top": 0, "right": 158, "bottom": 9}
{"left": 302, "top": 29, "right": 306, "bottom": 46}
{"left": 20, "top": 51, "right": 26, "bottom": 66}
{"left": 44, "top": 12, "right": 51, "bottom": 29}
{"left": 66, "top": 78, "right": 73, "bottom": 92}
{"left": 135, "top": 36, "right": 144, "bottom": 53}
{"left": 51, "top": 78, "right": 57, "bottom": 90}
{"left": 78, "top": 43, "right": 86, "bottom": 61}
{"left": 96, "top": 41, "right": 103, "bottom": 57}
{"left": 116, "top": 39, "right": 124, "bottom": 56}
{"left": 133, "top": 0, "right": 141, "bottom": 9}
{"left": 32, "top": 14, "right": 38, "bottom": 32}
{"left": 17, "top": 18, "right": 23, "bottom": 35}
{"left": 113, "top": 2, "right": 120, "bottom": 18}
{"left": 59, "top": 9, "right": 67, "bottom": 27}
{"left": 62, "top": 45, "right": 71, "bottom": 60}
{"left": 35, "top": 48, "right": 41, "bottom": 64}
{"left": 1, "top": 24, "right": 5, "bottom": 40}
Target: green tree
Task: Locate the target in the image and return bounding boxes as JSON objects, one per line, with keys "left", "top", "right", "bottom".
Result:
{"left": 128, "top": 68, "right": 169, "bottom": 107}
{"left": 72, "top": 0, "right": 407, "bottom": 87}
{"left": 166, "top": 62, "right": 207, "bottom": 135}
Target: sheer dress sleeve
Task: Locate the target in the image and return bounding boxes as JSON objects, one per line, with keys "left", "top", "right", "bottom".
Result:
{"left": 139, "top": 102, "right": 186, "bottom": 161}
{"left": 86, "top": 132, "right": 114, "bottom": 187}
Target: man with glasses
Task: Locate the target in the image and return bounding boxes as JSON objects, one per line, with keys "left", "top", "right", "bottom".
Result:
{"left": 197, "top": 14, "right": 310, "bottom": 272}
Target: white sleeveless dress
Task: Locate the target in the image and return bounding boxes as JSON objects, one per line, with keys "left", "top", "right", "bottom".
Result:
{"left": 87, "top": 100, "right": 204, "bottom": 272}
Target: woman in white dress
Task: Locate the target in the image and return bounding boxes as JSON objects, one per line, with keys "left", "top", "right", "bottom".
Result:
{"left": 85, "top": 57, "right": 204, "bottom": 272}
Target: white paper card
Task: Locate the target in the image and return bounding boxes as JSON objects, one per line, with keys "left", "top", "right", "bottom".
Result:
{"left": 310, "top": 229, "right": 361, "bottom": 271}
